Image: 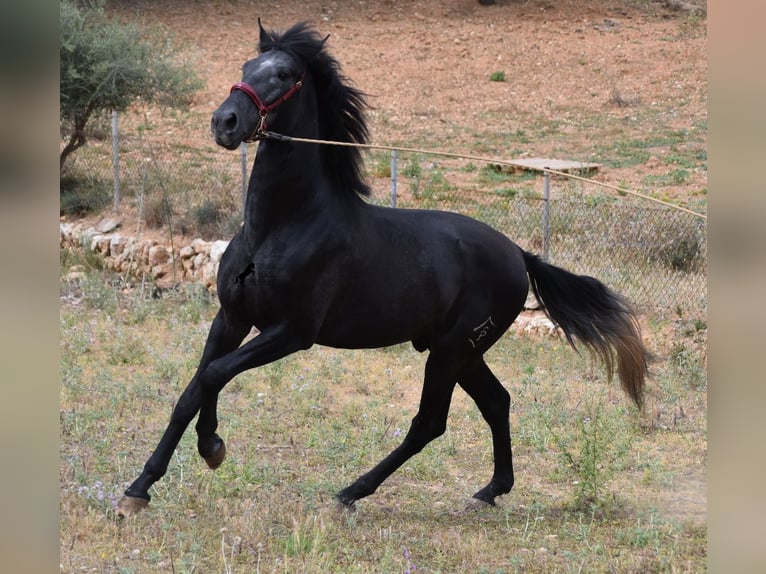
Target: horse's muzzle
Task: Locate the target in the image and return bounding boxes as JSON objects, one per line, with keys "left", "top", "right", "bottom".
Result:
{"left": 211, "top": 108, "right": 241, "bottom": 150}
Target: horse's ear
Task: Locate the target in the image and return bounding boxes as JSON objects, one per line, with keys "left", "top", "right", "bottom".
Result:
{"left": 314, "top": 33, "right": 330, "bottom": 58}
{"left": 258, "top": 18, "right": 275, "bottom": 47}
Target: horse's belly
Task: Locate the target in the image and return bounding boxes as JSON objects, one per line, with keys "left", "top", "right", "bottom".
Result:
{"left": 314, "top": 298, "right": 437, "bottom": 350}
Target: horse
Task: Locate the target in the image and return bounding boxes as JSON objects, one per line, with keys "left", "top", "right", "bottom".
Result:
{"left": 117, "top": 20, "right": 648, "bottom": 516}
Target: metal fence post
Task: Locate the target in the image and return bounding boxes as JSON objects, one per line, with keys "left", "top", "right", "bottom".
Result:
{"left": 390, "top": 149, "right": 398, "bottom": 208}
{"left": 543, "top": 171, "right": 550, "bottom": 261}
{"left": 112, "top": 110, "right": 120, "bottom": 214}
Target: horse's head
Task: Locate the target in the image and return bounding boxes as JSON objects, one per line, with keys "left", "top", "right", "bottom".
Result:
{"left": 211, "top": 21, "right": 371, "bottom": 197}
{"left": 211, "top": 21, "right": 315, "bottom": 149}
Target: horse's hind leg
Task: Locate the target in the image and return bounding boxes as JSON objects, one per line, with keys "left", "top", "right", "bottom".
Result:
{"left": 458, "top": 357, "right": 514, "bottom": 506}
{"left": 117, "top": 310, "right": 249, "bottom": 516}
{"left": 336, "top": 352, "right": 458, "bottom": 507}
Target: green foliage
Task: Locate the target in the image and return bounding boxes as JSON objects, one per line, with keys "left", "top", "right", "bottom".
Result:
{"left": 669, "top": 341, "right": 707, "bottom": 391}
{"left": 534, "top": 394, "right": 636, "bottom": 509}
{"left": 192, "top": 199, "right": 230, "bottom": 239}
{"left": 402, "top": 158, "right": 422, "bottom": 179}
{"left": 369, "top": 150, "right": 392, "bottom": 178}
{"left": 143, "top": 194, "right": 174, "bottom": 230}
{"left": 489, "top": 70, "right": 506, "bottom": 82}
{"left": 60, "top": 172, "right": 112, "bottom": 216}
{"left": 59, "top": 0, "right": 202, "bottom": 174}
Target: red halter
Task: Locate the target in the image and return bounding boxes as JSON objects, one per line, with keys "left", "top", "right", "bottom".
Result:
{"left": 230, "top": 71, "right": 305, "bottom": 138}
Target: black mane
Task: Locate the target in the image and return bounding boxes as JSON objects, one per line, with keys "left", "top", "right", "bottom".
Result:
{"left": 260, "top": 21, "right": 371, "bottom": 197}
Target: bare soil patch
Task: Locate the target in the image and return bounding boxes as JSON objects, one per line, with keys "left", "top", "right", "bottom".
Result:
{"left": 106, "top": 0, "right": 706, "bottom": 210}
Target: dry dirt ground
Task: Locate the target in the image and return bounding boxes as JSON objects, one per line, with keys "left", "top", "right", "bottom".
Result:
{"left": 107, "top": 0, "right": 706, "bottom": 208}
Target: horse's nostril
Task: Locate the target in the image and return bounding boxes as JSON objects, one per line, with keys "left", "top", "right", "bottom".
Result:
{"left": 212, "top": 110, "right": 238, "bottom": 134}
{"left": 224, "top": 112, "right": 238, "bottom": 131}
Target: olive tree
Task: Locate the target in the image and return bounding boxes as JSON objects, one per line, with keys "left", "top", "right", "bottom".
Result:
{"left": 60, "top": 0, "right": 201, "bottom": 175}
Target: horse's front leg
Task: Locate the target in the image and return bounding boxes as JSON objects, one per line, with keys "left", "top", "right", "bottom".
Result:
{"left": 117, "top": 310, "right": 249, "bottom": 516}
{"left": 193, "top": 323, "right": 312, "bottom": 471}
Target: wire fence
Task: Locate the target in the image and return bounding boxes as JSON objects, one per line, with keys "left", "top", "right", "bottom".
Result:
{"left": 61, "top": 123, "right": 707, "bottom": 319}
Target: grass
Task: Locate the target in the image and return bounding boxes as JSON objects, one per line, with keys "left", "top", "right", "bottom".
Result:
{"left": 60, "top": 259, "right": 706, "bottom": 573}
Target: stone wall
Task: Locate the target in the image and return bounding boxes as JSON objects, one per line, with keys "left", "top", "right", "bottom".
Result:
{"left": 60, "top": 218, "right": 228, "bottom": 292}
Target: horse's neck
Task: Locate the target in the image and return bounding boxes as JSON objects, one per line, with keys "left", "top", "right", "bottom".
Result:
{"left": 243, "top": 140, "right": 329, "bottom": 244}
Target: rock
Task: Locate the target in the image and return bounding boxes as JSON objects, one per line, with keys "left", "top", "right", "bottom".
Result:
{"left": 90, "top": 234, "right": 111, "bottom": 255}
{"left": 96, "top": 217, "right": 121, "bottom": 233}
{"left": 110, "top": 234, "right": 128, "bottom": 256}
{"left": 524, "top": 291, "right": 541, "bottom": 310}
{"left": 201, "top": 261, "right": 218, "bottom": 290}
{"left": 60, "top": 224, "right": 227, "bottom": 292}
{"left": 80, "top": 227, "right": 98, "bottom": 250}
{"left": 210, "top": 240, "right": 229, "bottom": 262}
{"left": 193, "top": 252, "right": 207, "bottom": 270}
{"left": 523, "top": 315, "right": 558, "bottom": 337}
{"left": 60, "top": 223, "right": 77, "bottom": 246}
{"left": 148, "top": 245, "right": 170, "bottom": 266}
{"left": 191, "top": 238, "right": 208, "bottom": 255}
{"left": 64, "top": 265, "right": 86, "bottom": 282}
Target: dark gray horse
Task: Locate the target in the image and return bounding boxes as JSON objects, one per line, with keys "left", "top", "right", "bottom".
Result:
{"left": 118, "top": 21, "right": 647, "bottom": 516}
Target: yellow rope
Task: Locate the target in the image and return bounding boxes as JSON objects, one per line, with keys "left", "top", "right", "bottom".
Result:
{"left": 262, "top": 132, "right": 707, "bottom": 221}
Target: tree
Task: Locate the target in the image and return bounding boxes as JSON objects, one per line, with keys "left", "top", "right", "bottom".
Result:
{"left": 59, "top": 0, "right": 202, "bottom": 175}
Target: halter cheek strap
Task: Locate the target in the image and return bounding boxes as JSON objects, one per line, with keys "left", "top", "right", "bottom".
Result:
{"left": 230, "top": 71, "right": 305, "bottom": 138}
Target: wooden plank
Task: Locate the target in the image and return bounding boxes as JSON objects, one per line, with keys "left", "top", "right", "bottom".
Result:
{"left": 491, "top": 158, "right": 600, "bottom": 175}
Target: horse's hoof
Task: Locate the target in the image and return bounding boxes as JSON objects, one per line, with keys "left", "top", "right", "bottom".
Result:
{"left": 465, "top": 496, "right": 496, "bottom": 511}
{"left": 116, "top": 495, "right": 149, "bottom": 518}
{"left": 335, "top": 489, "right": 358, "bottom": 511}
{"left": 333, "top": 500, "right": 356, "bottom": 516}
{"left": 204, "top": 439, "right": 226, "bottom": 469}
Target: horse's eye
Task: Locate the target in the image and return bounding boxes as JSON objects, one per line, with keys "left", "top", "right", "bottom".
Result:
{"left": 277, "top": 71, "right": 290, "bottom": 81}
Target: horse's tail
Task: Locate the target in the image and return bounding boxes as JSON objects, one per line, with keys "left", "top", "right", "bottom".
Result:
{"left": 522, "top": 251, "right": 648, "bottom": 409}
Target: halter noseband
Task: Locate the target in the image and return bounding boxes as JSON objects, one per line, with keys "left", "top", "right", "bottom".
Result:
{"left": 230, "top": 71, "right": 305, "bottom": 140}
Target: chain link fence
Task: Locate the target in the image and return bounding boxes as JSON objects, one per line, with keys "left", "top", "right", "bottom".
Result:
{"left": 60, "top": 123, "right": 707, "bottom": 319}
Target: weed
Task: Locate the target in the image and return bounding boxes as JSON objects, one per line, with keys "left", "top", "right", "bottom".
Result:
{"left": 493, "top": 187, "right": 518, "bottom": 198}
{"left": 370, "top": 150, "right": 392, "bottom": 178}
{"left": 669, "top": 341, "right": 706, "bottom": 390}
{"left": 618, "top": 514, "right": 662, "bottom": 548}
{"left": 143, "top": 194, "right": 174, "bottom": 229}
{"left": 61, "top": 244, "right": 106, "bottom": 273}
{"left": 60, "top": 168, "right": 113, "bottom": 216}
{"left": 534, "top": 393, "right": 636, "bottom": 509}
{"left": 402, "top": 546, "right": 417, "bottom": 573}
{"left": 644, "top": 167, "right": 691, "bottom": 187}
{"left": 489, "top": 70, "right": 506, "bottom": 82}
{"left": 75, "top": 479, "right": 125, "bottom": 512}
{"left": 477, "top": 164, "right": 529, "bottom": 185}
{"left": 78, "top": 273, "right": 119, "bottom": 314}
{"left": 609, "top": 88, "right": 641, "bottom": 108}
{"left": 284, "top": 516, "right": 330, "bottom": 561}
{"left": 402, "top": 158, "right": 422, "bottom": 179}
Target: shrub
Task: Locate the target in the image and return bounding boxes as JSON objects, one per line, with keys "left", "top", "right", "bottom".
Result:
{"left": 60, "top": 0, "right": 201, "bottom": 175}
